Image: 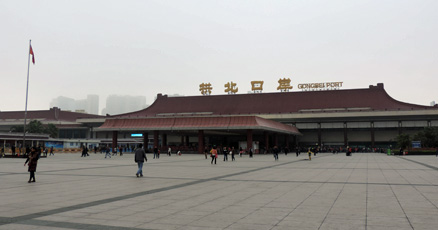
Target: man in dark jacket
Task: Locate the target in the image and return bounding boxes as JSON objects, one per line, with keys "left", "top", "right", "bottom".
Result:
{"left": 81, "top": 146, "right": 88, "bottom": 157}
{"left": 273, "top": 146, "right": 280, "bottom": 161}
{"left": 153, "top": 146, "right": 159, "bottom": 159}
{"left": 223, "top": 147, "right": 228, "bottom": 161}
{"left": 135, "top": 144, "right": 147, "bottom": 177}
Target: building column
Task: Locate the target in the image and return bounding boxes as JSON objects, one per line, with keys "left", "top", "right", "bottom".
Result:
{"left": 89, "top": 127, "right": 93, "bottom": 139}
{"left": 284, "top": 135, "right": 290, "bottom": 149}
{"left": 343, "top": 122, "right": 348, "bottom": 147}
{"left": 153, "top": 131, "right": 159, "bottom": 148}
{"left": 162, "top": 134, "right": 167, "bottom": 148}
{"left": 318, "top": 123, "right": 322, "bottom": 147}
{"left": 247, "top": 129, "right": 253, "bottom": 151}
{"left": 198, "top": 130, "right": 204, "bottom": 154}
{"left": 264, "top": 131, "right": 269, "bottom": 153}
{"left": 398, "top": 121, "right": 402, "bottom": 135}
{"left": 112, "top": 131, "right": 118, "bottom": 152}
{"left": 292, "top": 123, "right": 298, "bottom": 149}
{"left": 370, "top": 122, "right": 375, "bottom": 148}
{"left": 143, "top": 132, "right": 148, "bottom": 149}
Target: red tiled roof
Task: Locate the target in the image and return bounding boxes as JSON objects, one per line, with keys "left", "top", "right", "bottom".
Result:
{"left": 119, "top": 83, "right": 435, "bottom": 118}
{"left": 98, "top": 116, "right": 301, "bottom": 135}
{"left": 0, "top": 107, "right": 104, "bottom": 122}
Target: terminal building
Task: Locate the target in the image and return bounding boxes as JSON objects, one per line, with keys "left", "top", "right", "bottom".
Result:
{"left": 1, "top": 83, "right": 437, "bottom": 153}
{"left": 0, "top": 107, "right": 103, "bottom": 150}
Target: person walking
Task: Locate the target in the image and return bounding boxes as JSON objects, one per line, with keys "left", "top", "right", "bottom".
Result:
{"left": 168, "top": 147, "right": 172, "bottom": 156}
{"left": 249, "top": 148, "right": 253, "bottom": 158}
{"left": 153, "top": 146, "right": 159, "bottom": 159}
{"left": 210, "top": 146, "right": 218, "bottom": 164}
{"left": 308, "top": 148, "right": 313, "bottom": 161}
{"left": 24, "top": 147, "right": 38, "bottom": 183}
{"left": 273, "top": 146, "right": 279, "bottom": 161}
{"left": 223, "top": 147, "right": 228, "bottom": 161}
{"left": 112, "top": 146, "right": 117, "bottom": 156}
{"left": 49, "top": 146, "right": 54, "bottom": 156}
{"left": 239, "top": 147, "right": 243, "bottom": 157}
{"left": 134, "top": 144, "right": 147, "bottom": 177}
{"left": 347, "top": 146, "right": 352, "bottom": 156}
{"left": 81, "top": 146, "right": 88, "bottom": 157}
{"left": 36, "top": 146, "right": 42, "bottom": 159}
{"left": 119, "top": 146, "right": 123, "bottom": 156}
{"left": 231, "top": 146, "right": 236, "bottom": 161}
{"left": 105, "top": 147, "right": 111, "bottom": 158}
{"left": 204, "top": 147, "right": 208, "bottom": 159}
{"left": 284, "top": 147, "right": 289, "bottom": 156}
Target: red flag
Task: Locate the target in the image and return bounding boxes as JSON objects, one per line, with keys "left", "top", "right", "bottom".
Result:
{"left": 30, "top": 45, "right": 35, "bottom": 64}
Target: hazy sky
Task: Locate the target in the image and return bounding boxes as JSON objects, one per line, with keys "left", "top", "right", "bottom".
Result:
{"left": 2, "top": 0, "right": 438, "bottom": 113}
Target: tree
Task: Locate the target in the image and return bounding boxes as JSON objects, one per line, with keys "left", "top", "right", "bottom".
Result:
{"left": 9, "top": 120, "right": 59, "bottom": 138}
{"left": 396, "top": 133, "right": 411, "bottom": 149}
{"left": 27, "top": 120, "right": 45, "bottom": 133}
{"left": 45, "top": 123, "right": 59, "bottom": 138}
{"left": 9, "top": 125, "right": 24, "bottom": 133}
{"left": 413, "top": 127, "right": 438, "bottom": 148}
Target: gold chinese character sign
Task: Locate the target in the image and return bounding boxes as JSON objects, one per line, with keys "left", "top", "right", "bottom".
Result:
{"left": 224, "top": 81, "right": 238, "bottom": 94}
{"left": 199, "top": 83, "right": 213, "bottom": 95}
{"left": 251, "top": 81, "right": 264, "bottom": 93}
{"left": 277, "top": 78, "right": 293, "bottom": 92}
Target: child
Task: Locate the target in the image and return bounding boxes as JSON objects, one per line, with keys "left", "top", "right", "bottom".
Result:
{"left": 308, "top": 148, "right": 313, "bottom": 161}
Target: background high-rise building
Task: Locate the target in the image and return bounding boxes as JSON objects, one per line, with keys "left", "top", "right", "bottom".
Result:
{"left": 101, "top": 95, "right": 147, "bottom": 115}
{"left": 49, "top": 96, "right": 76, "bottom": 112}
{"left": 50, "top": 95, "right": 99, "bottom": 114}
{"left": 86, "top": 95, "right": 99, "bottom": 115}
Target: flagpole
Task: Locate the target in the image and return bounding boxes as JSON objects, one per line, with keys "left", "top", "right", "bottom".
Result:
{"left": 23, "top": 40, "right": 31, "bottom": 154}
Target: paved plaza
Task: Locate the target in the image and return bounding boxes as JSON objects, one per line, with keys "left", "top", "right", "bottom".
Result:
{"left": 1, "top": 152, "right": 438, "bottom": 230}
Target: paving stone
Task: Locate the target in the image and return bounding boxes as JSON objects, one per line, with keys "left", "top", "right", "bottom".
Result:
{"left": 1, "top": 153, "right": 438, "bottom": 229}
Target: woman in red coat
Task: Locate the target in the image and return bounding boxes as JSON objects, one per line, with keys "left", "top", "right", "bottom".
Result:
{"left": 24, "top": 147, "right": 38, "bottom": 183}
{"left": 210, "top": 146, "right": 218, "bottom": 165}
